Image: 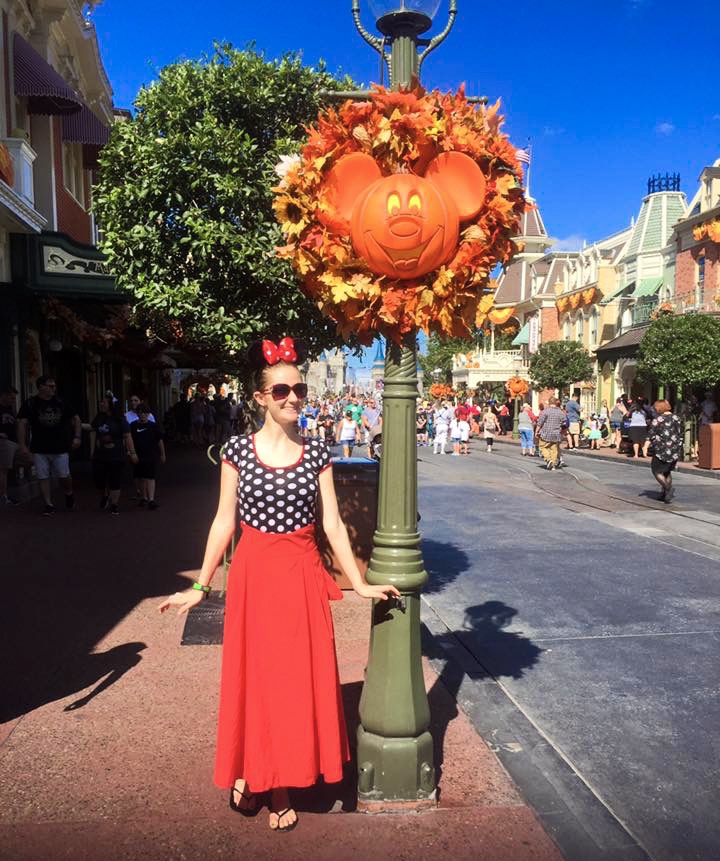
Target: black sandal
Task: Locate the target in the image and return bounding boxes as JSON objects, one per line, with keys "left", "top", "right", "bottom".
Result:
{"left": 271, "top": 807, "right": 298, "bottom": 832}
{"left": 229, "top": 783, "right": 257, "bottom": 817}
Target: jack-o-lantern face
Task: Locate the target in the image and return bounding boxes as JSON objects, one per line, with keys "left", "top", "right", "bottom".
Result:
{"left": 322, "top": 151, "right": 487, "bottom": 280}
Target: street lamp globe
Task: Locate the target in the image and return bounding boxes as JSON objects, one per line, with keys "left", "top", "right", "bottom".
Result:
{"left": 367, "top": 0, "right": 442, "bottom": 36}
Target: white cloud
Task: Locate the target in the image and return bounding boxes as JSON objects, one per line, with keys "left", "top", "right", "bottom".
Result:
{"left": 552, "top": 234, "right": 586, "bottom": 252}
{"left": 655, "top": 121, "right": 675, "bottom": 136}
{"left": 543, "top": 126, "right": 565, "bottom": 137}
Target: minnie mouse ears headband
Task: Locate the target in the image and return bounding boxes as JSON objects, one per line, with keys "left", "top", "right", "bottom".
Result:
{"left": 247, "top": 337, "right": 308, "bottom": 369}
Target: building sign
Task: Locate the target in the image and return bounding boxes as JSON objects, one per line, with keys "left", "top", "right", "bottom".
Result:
{"left": 43, "top": 245, "right": 111, "bottom": 278}
{"left": 528, "top": 315, "right": 540, "bottom": 354}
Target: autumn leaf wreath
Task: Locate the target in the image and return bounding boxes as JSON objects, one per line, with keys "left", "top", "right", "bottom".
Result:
{"left": 274, "top": 85, "right": 528, "bottom": 344}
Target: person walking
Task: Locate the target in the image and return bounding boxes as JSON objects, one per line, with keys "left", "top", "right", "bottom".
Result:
{"left": 129, "top": 404, "right": 166, "bottom": 509}
{"left": 482, "top": 407, "right": 501, "bottom": 452}
{"left": 647, "top": 400, "right": 683, "bottom": 503}
{"left": 336, "top": 408, "right": 359, "bottom": 457}
{"left": 517, "top": 404, "right": 536, "bottom": 455}
{"left": 536, "top": 397, "right": 566, "bottom": 470}
{"left": 90, "top": 395, "right": 137, "bottom": 515}
{"left": 158, "top": 337, "right": 399, "bottom": 833}
{"left": 0, "top": 383, "right": 19, "bottom": 505}
{"left": 16, "top": 375, "right": 82, "bottom": 515}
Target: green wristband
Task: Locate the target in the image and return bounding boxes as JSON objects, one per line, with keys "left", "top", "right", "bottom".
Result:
{"left": 192, "top": 582, "right": 211, "bottom": 595}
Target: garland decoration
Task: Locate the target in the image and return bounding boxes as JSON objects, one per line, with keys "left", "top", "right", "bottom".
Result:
{"left": 274, "top": 85, "right": 528, "bottom": 344}
{"left": 692, "top": 218, "right": 720, "bottom": 243}
{"left": 43, "top": 297, "right": 130, "bottom": 347}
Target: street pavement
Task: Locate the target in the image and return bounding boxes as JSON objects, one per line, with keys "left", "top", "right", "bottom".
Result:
{"left": 416, "top": 441, "right": 720, "bottom": 861}
{"left": 0, "top": 446, "right": 562, "bottom": 861}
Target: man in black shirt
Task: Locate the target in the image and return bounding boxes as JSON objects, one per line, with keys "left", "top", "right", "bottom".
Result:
{"left": 0, "top": 383, "right": 19, "bottom": 505}
{"left": 17, "top": 375, "right": 82, "bottom": 516}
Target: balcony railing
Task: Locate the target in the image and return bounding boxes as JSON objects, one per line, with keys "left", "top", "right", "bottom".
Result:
{"left": 2, "top": 137, "right": 38, "bottom": 206}
{"left": 631, "top": 297, "right": 659, "bottom": 326}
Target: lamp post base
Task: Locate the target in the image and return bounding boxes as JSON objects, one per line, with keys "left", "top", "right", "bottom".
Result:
{"left": 356, "top": 725, "right": 436, "bottom": 805}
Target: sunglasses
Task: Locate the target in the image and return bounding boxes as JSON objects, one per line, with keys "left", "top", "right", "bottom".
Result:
{"left": 265, "top": 383, "right": 308, "bottom": 401}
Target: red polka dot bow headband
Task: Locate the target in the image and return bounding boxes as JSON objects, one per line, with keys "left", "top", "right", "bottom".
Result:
{"left": 262, "top": 337, "right": 298, "bottom": 365}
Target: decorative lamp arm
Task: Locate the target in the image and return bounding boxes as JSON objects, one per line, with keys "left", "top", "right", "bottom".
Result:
{"left": 418, "top": 0, "right": 457, "bottom": 72}
{"left": 351, "top": 0, "right": 386, "bottom": 55}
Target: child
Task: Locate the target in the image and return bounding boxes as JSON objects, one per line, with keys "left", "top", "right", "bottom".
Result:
{"left": 130, "top": 404, "right": 166, "bottom": 509}
{"left": 450, "top": 417, "right": 461, "bottom": 456}
{"left": 458, "top": 417, "right": 470, "bottom": 455}
{"left": 588, "top": 414, "right": 602, "bottom": 450}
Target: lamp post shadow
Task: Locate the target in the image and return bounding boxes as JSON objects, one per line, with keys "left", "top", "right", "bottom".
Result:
{"left": 420, "top": 538, "right": 543, "bottom": 789}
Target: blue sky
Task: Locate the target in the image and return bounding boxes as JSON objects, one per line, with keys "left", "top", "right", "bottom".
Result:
{"left": 91, "top": 0, "right": 719, "bottom": 363}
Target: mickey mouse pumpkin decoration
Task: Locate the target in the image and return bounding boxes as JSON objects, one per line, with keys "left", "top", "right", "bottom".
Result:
{"left": 322, "top": 151, "right": 486, "bottom": 280}
{"left": 274, "top": 85, "right": 527, "bottom": 344}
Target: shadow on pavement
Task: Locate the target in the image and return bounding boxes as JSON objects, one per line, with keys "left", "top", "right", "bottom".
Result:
{"left": 422, "top": 537, "right": 469, "bottom": 594}
{"left": 425, "top": 599, "right": 542, "bottom": 786}
{"left": 0, "top": 447, "right": 215, "bottom": 724}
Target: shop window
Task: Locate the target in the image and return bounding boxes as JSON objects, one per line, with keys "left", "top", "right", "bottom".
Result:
{"left": 696, "top": 254, "right": 705, "bottom": 304}
{"left": 62, "top": 141, "right": 85, "bottom": 205}
{"left": 589, "top": 311, "right": 598, "bottom": 344}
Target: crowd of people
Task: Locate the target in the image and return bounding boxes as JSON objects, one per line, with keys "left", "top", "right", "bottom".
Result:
{"left": 1, "top": 373, "right": 717, "bottom": 514}
{"left": 0, "top": 375, "right": 166, "bottom": 514}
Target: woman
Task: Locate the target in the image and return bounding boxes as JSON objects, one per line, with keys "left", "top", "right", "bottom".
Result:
{"left": 159, "top": 338, "right": 399, "bottom": 832}
{"left": 609, "top": 397, "right": 626, "bottom": 449}
{"left": 416, "top": 408, "right": 428, "bottom": 447}
{"left": 517, "top": 404, "right": 536, "bottom": 455}
{"left": 90, "top": 395, "right": 137, "bottom": 515}
{"left": 627, "top": 401, "right": 650, "bottom": 458}
{"left": 482, "top": 407, "right": 501, "bottom": 453}
{"left": 336, "top": 407, "right": 359, "bottom": 457}
{"left": 647, "top": 400, "right": 683, "bottom": 502}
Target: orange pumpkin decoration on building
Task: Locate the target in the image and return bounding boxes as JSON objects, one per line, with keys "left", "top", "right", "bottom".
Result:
{"left": 321, "top": 151, "right": 487, "bottom": 280}
{"left": 506, "top": 375, "right": 529, "bottom": 398}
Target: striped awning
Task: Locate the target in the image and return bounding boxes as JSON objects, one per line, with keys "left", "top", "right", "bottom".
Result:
{"left": 62, "top": 106, "right": 110, "bottom": 146}
{"left": 13, "top": 33, "right": 83, "bottom": 115}
{"left": 631, "top": 278, "right": 663, "bottom": 299}
{"left": 511, "top": 321, "right": 530, "bottom": 346}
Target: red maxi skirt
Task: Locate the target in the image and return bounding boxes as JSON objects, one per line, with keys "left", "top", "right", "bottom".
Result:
{"left": 213, "top": 523, "right": 350, "bottom": 792}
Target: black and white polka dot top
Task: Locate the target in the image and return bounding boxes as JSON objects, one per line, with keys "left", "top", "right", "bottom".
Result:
{"left": 221, "top": 434, "right": 332, "bottom": 533}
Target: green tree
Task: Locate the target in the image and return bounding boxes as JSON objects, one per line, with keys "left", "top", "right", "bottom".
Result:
{"left": 637, "top": 314, "right": 720, "bottom": 387}
{"left": 94, "top": 45, "right": 355, "bottom": 362}
{"left": 529, "top": 340, "right": 594, "bottom": 392}
{"left": 419, "top": 333, "right": 476, "bottom": 383}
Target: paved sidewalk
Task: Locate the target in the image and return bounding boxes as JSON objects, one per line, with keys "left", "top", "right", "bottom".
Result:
{"left": 0, "top": 447, "right": 562, "bottom": 861}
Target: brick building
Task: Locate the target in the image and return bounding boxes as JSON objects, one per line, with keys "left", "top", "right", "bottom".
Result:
{"left": 671, "top": 159, "right": 720, "bottom": 312}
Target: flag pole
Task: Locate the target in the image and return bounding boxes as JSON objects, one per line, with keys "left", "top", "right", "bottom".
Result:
{"left": 525, "top": 137, "right": 533, "bottom": 198}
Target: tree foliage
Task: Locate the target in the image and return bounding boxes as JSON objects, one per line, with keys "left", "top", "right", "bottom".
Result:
{"left": 419, "top": 334, "right": 476, "bottom": 383}
{"left": 637, "top": 313, "right": 720, "bottom": 387}
{"left": 529, "top": 340, "right": 594, "bottom": 391}
{"left": 94, "top": 45, "right": 355, "bottom": 363}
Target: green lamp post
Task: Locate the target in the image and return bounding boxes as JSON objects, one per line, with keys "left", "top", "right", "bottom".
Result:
{"left": 351, "top": 0, "right": 457, "bottom": 809}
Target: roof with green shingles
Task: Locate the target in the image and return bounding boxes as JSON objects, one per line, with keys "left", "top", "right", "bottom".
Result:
{"left": 622, "top": 191, "right": 686, "bottom": 260}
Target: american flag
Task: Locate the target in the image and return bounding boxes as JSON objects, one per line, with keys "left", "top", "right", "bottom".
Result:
{"left": 515, "top": 148, "right": 531, "bottom": 165}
